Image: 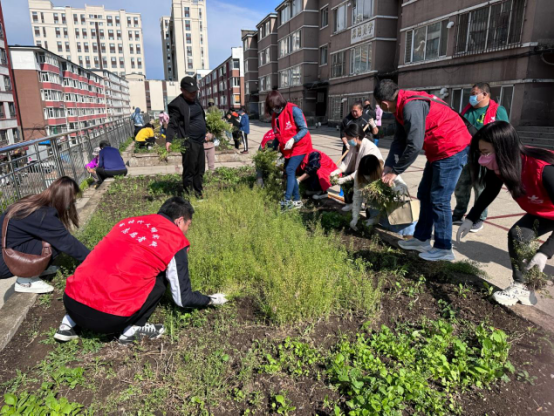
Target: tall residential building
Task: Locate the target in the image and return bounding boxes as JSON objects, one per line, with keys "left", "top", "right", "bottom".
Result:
{"left": 199, "top": 47, "right": 244, "bottom": 110}
{"left": 28, "top": 0, "right": 146, "bottom": 78}
{"left": 256, "top": 14, "right": 278, "bottom": 120}
{"left": 162, "top": 0, "right": 209, "bottom": 82}
{"left": 127, "top": 73, "right": 181, "bottom": 114}
{"left": 0, "top": 3, "right": 21, "bottom": 147}
{"left": 241, "top": 29, "right": 259, "bottom": 116}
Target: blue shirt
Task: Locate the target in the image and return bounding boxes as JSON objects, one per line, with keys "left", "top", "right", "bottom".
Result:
{"left": 98, "top": 146, "right": 126, "bottom": 171}
{"left": 291, "top": 106, "right": 308, "bottom": 142}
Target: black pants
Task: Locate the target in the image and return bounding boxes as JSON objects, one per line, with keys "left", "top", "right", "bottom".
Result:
{"left": 133, "top": 126, "right": 143, "bottom": 136}
{"left": 96, "top": 167, "right": 128, "bottom": 184}
{"left": 508, "top": 214, "right": 553, "bottom": 283}
{"left": 307, "top": 172, "right": 322, "bottom": 192}
{"left": 137, "top": 138, "right": 156, "bottom": 148}
{"left": 182, "top": 140, "right": 205, "bottom": 197}
{"left": 233, "top": 131, "right": 241, "bottom": 150}
{"left": 241, "top": 132, "right": 248, "bottom": 152}
{"left": 64, "top": 273, "right": 167, "bottom": 334}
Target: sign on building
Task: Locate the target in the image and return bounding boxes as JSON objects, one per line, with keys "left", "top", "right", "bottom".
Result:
{"left": 351, "top": 21, "right": 375, "bottom": 45}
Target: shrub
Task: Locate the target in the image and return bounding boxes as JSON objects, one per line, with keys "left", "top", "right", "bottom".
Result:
{"left": 252, "top": 149, "right": 283, "bottom": 200}
{"left": 205, "top": 110, "right": 231, "bottom": 139}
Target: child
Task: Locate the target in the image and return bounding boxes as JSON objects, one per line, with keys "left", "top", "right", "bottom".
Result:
{"left": 135, "top": 123, "right": 156, "bottom": 148}
{"left": 86, "top": 147, "right": 100, "bottom": 183}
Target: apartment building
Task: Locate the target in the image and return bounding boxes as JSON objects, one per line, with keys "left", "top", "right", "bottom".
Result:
{"left": 397, "top": 0, "right": 553, "bottom": 128}
{"left": 92, "top": 69, "right": 130, "bottom": 120}
{"left": 127, "top": 73, "right": 181, "bottom": 114}
{"left": 162, "top": 0, "right": 209, "bottom": 82}
{"left": 256, "top": 14, "right": 279, "bottom": 120}
{"left": 199, "top": 48, "right": 244, "bottom": 110}
{"left": 0, "top": 3, "right": 21, "bottom": 147}
{"left": 241, "top": 30, "right": 259, "bottom": 116}
{"left": 28, "top": 0, "right": 145, "bottom": 78}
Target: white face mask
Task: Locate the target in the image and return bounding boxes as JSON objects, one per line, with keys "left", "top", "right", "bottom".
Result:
{"left": 364, "top": 175, "right": 372, "bottom": 182}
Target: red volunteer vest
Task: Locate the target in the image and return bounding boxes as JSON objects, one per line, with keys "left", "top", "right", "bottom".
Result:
{"left": 299, "top": 150, "right": 338, "bottom": 192}
{"left": 271, "top": 102, "right": 313, "bottom": 158}
{"left": 65, "top": 214, "right": 188, "bottom": 317}
{"left": 514, "top": 153, "right": 554, "bottom": 220}
{"left": 461, "top": 100, "right": 500, "bottom": 125}
{"left": 260, "top": 129, "right": 275, "bottom": 149}
{"left": 395, "top": 90, "right": 471, "bottom": 162}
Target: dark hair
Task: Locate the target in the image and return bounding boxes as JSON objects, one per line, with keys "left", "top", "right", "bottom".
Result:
{"left": 472, "top": 82, "right": 491, "bottom": 95}
{"left": 265, "top": 90, "right": 287, "bottom": 115}
{"left": 470, "top": 121, "right": 554, "bottom": 198}
{"left": 158, "top": 197, "right": 195, "bottom": 221}
{"left": 351, "top": 102, "right": 363, "bottom": 111}
{"left": 144, "top": 123, "right": 154, "bottom": 129}
{"left": 344, "top": 123, "right": 365, "bottom": 140}
{"left": 356, "top": 154, "right": 384, "bottom": 186}
{"left": 374, "top": 79, "right": 399, "bottom": 102}
{"left": 6, "top": 176, "right": 80, "bottom": 229}
{"left": 99, "top": 141, "right": 110, "bottom": 148}
{"left": 363, "top": 99, "right": 373, "bottom": 110}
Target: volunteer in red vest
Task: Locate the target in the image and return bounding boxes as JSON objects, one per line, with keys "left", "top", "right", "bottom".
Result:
{"left": 374, "top": 79, "right": 472, "bottom": 262}
{"left": 458, "top": 121, "right": 553, "bottom": 306}
{"left": 54, "top": 197, "right": 228, "bottom": 344}
{"left": 266, "top": 90, "right": 313, "bottom": 210}
{"left": 453, "top": 82, "right": 510, "bottom": 232}
{"left": 296, "top": 149, "right": 338, "bottom": 200}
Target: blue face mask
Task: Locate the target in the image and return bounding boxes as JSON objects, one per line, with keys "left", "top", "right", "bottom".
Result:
{"left": 469, "top": 94, "right": 482, "bottom": 107}
{"left": 348, "top": 139, "right": 356, "bottom": 147}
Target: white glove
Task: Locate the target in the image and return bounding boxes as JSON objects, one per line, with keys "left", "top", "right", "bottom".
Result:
{"left": 456, "top": 219, "right": 473, "bottom": 244}
{"left": 526, "top": 252, "right": 548, "bottom": 273}
{"left": 330, "top": 169, "right": 341, "bottom": 177}
{"left": 296, "top": 178, "right": 301, "bottom": 185}
{"left": 392, "top": 183, "right": 409, "bottom": 195}
{"left": 365, "top": 217, "right": 378, "bottom": 227}
{"left": 209, "top": 293, "right": 228, "bottom": 305}
{"left": 369, "top": 118, "right": 377, "bottom": 129}
{"left": 284, "top": 138, "right": 295, "bottom": 150}
{"left": 337, "top": 177, "right": 347, "bottom": 185}
{"left": 350, "top": 219, "right": 358, "bottom": 231}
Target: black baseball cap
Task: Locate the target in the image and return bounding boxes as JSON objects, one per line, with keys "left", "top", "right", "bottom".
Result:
{"left": 180, "top": 76, "right": 198, "bottom": 92}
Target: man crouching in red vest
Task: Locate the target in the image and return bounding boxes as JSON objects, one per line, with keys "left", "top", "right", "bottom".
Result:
{"left": 54, "top": 197, "right": 227, "bottom": 344}
{"left": 374, "top": 80, "right": 471, "bottom": 262}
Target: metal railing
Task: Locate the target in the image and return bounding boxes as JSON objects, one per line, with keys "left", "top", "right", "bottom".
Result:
{"left": 0, "top": 118, "right": 134, "bottom": 209}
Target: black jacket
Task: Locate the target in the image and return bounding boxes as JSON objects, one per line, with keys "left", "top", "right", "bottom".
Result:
{"left": 339, "top": 113, "right": 370, "bottom": 139}
{"left": 0, "top": 207, "right": 90, "bottom": 278}
{"left": 166, "top": 95, "right": 206, "bottom": 143}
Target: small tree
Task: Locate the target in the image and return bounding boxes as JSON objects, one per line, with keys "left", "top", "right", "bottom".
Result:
{"left": 205, "top": 110, "right": 231, "bottom": 139}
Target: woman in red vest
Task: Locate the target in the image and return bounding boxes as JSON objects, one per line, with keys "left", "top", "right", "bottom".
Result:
{"left": 296, "top": 149, "right": 338, "bottom": 200}
{"left": 266, "top": 91, "right": 313, "bottom": 210}
{"left": 457, "top": 121, "right": 553, "bottom": 306}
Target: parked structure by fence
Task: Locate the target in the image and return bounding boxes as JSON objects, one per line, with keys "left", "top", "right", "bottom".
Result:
{"left": 0, "top": 117, "right": 133, "bottom": 209}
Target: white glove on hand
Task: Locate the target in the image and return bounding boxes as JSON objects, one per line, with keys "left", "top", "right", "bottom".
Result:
{"left": 456, "top": 219, "right": 473, "bottom": 244}
{"left": 209, "top": 293, "right": 228, "bottom": 305}
{"left": 337, "top": 177, "right": 347, "bottom": 185}
{"left": 284, "top": 138, "right": 295, "bottom": 150}
{"left": 392, "top": 183, "right": 409, "bottom": 195}
{"left": 296, "top": 178, "right": 301, "bottom": 185}
{"left": 526, "top": 252, "right": 548, "bottom": 273}
{"left": 365, "top": 217, "right": 378, "bottom": 227}
{"left": 369, "top": 118, "right": 377, "bottom": 129}
{"left": 350, "top": 219, "right": 358, "bottom": 231}
{"left": 330, "top": 169, "right": 341, "bottom": 177}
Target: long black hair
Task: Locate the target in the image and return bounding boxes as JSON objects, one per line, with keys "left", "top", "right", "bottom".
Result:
{"left": 470, "top": 121, "right": 554, "bottom": 198}
{"left": 344, "top": 123, "right": 366, "bottom": 140}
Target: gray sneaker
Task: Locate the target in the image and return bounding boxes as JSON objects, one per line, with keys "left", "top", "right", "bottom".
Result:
{"left": 398, "top": 238, "right": 432, "bottom": 253}
{"left": 470, "top": 221, "right": 484, "bottom": 233}
{"left": 118, "top": 323, "right": 165, "bottom": 345}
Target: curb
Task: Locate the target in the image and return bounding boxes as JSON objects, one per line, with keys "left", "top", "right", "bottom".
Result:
{"left": 0, "top": 293, "right": 37, "bottom": 351}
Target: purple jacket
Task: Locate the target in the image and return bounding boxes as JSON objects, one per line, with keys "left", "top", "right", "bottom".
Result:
{"left": 86, "top": 156, "right": 98, "bottom": 169}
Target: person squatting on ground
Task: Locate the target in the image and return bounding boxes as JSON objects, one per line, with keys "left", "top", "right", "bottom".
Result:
{"left": 85, "top": 147, "right": 100, "bottom": 183}
{"left": 296, "top": 149, "right": 338, "bottom": 200}
{"left": 349, "top": 154, "right": 410, "bottom": 233}
{"left": 374, "top": 79, "right": 472, "bottom": 262}
{"left": 332, "top": 123, "right": 382, "bottom": 212}
{"left": 134, "top": 123, "right": 156, "bottom": 148}
{"left": 166, "top": 76, "right": 213, "bottom": 197}
{"left": 96, "top": 141, "right": 128, "bottom": 187}
{"left": 339, "top": 102, "right": 378, "bottom": 154}
{"left": 239, "top": 108, "right": 250, "bottom": 154}
{"left": 131, "top": 107, "right": 145, "bottom": 137}
{"left": 54, "top": 197, "right": 228, "bottom": 343}
{"left": 453, "top": 82, "right": 510, "bottom": 233}
{"left": 0, "top": 177, "right": 90, "bottom": 294}
{"left": 457, "top": 121, "right": 553, "bottom": 307}
{"left": 266, "top": 90, "right": 313, "bottom": 211}
{"left": 158, "top": 111, "right": 169, "bottom": 138}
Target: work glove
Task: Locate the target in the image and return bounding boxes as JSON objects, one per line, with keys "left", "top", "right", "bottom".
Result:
{"left": 392, "top": 183, "right": 409, "bottom": 195}
{"left": 337, "top": 177, "right": 348, "bottom": 185}
{"left": 344, "top": 143, "right": 350, "bottom": 150}
{"left": 296, "top": 178, "right": 301, "bottom": 185}
{"left": 209, "top": 293, "right": 228, "bottom": 305}
{"left": 350, "top": 219, "right": 358, "bottom": 231}
{"left": 526, "top": 252, "right": 548, "bottom": 273}
{"left": 364, "top": 217, "right": 378, "bottom": 227}
{"left": 330, "top": 169, "right": 341, "bottom": 177}
{"left": 456, "top": 219, "right": 473, "bottom": 244}
{"left": 369, "top": 118, "right": 377, "bottom": 129}
{"left": 284, "top": 138, "right": 295, "bottom": 150}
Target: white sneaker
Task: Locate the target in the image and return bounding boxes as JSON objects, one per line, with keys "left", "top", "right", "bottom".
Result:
{"left": 15, "top": 277, "right": 54, "bottom": 294}
{"left": 40, "top": 265, "right": 59, "bottom": 276}
{"left": 493, "top": 283, "right": 537, "bottom": 306}
{"left": 341, "top": 204, "right": 352, "bottom": 212}
{"left": 418, "top": 248, "right": 455, "bottom": 262}
{"left": 398, "top": 238, "right": 432, "bottom": 253}
{"left": 312, "top": 193, "right": 328, "bottom": 200}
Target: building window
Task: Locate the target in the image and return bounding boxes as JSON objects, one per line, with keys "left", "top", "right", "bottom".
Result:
{"left": 405, "top": 20, "right": 448, "bottom": 63}
{"left": 32, "top": 12, "right": 38, "bottom": 22}
{"left": 133, "top": 17, "right": 139, "bottom": 27}
{"left": 55, "top": 28, "right": 61, "bottom": 38}
{"left": 3, "top": 76, "right": 11, "bottom": 92}
{"left": 279, "top": 30, "right": 301, "bottom": 57}
{"left": 265, "top": 21, "right": 270, "bottom": 36}
{"left": 108, "top": 29, "right": 114, "bottom": 40}
{"left": 135, "top": 31, "right": 140, "bottom": 41}
{"left": 279, "top": 65, "right": 301, "bottom": 88}
{"left": 321, "top": 7, "right": 329, "bottom": 28}
{"left": 136, "top": 45, "right": 141, "bottom": 54}
{"left": 63, "top": 28, "right": 68, "bottom": 38}
{"left": 185, "top": 20, "right": 191, "bottom": 31}
{"left": 34, "top": 26, "right": 40, "bottom": 36}
{"left": 130, "top": 44, "right": 134, "bottom": 54}
{"left": 82, "top": 29, "right": 87, "bottom": 39}
{"left": 110, "top": 43, "right": 115, "bottom": 53}
{"left": 120, "top": 58, "right": 124, "bottom": 68}
{"left": 53, "top": 13, "right": 59, "bottom": 24}
{"left": 334, "top": 4, "right": 347, "bottom": 33}
{"left": 232, "top": 77, "right": 240, "bottom": 87}
{"left": 320, "top": 45, "right": 328, "bottom": 65}
{"left": 7, "top": 102, "right": 15, "bottom": 118}
{"left": 350, "top": 42, "right": 372, "bottom": 74}
{"left": 75, "top": 28, "right": 80, "bottom": 38}
{"left": 36, "top": 40, "right": 42, "bottom": 47}
{"left": 234, "top": 94, "right": 241, "bottom": 105}
{"left": 57, "top": 41, "right": 63, "bottom": 52}
{"left": 65, "top": 42, "right": 70, "bottom": 52}
{"left": 84, "top": 42, "right": 89, "bottom": 52}
{"left": 456, "top": 0, "right": 525, "bottom": 55}
{"left": 352, "top": 0, "right": 373, "bottom": 24}
{"left": 186, "top": 34, "right": 192, "bottom": 44}
{"left": 187, "top": 46, "right": 192, "bottom": 56}
{"left": 184, "top": 7, "right": 190, "bottom": 17}
{"left": 138, "top": 58, "right": 143, "bottom": 69}
{"left": 62, "top": 13, "right": 66, "bottom": 24}
{"left": 331, "top": 51, "right": 345, "bottom": 78}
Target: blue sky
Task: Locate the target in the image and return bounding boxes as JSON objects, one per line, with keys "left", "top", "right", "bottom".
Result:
{"left": 3, "top": 0, "right": 280, "bottom": 79}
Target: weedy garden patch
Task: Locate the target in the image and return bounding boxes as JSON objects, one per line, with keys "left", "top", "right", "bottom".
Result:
{"left": 0, "top": 170, "right": 553, "bottom": 415}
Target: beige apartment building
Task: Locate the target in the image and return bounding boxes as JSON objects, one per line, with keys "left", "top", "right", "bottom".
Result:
{"left": 127, "top": 73, "right": 181, "bottom": 114}
{"left": 28, "top": 0, "right": 146, "bottom": 78}
{"left": 161, "top": 0, "right": 209, "bottom": 82}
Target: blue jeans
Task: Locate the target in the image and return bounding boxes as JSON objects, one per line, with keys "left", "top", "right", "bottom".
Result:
{"left": 414, "top": 147, "right": 469, "bottom": 250}
{"left": 284, "top": 154, "right": 305, "bottom": 201}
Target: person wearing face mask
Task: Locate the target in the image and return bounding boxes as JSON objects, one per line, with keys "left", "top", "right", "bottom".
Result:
{"left": 457, "top": 121, "right": 553, "bottom": 307}
{"left": 340, "top": 102, "right": 379, "bottom": 155}
{"left": 296, "top": 149, "right": 339, "bottom": 200}
{"left": 265, "top": 90, "right": 313, "bottom": 210}
{"left": 374, "top": 79, "right": 472, "bottom": 262}
{"left": 453, "top": 83, "right": 510, "bottom": 232}
{"left": 54, "top": 197, "right": 228, "bottom": 344}
{"left": 331, "top": 123, "right": 382, "bottom": 212}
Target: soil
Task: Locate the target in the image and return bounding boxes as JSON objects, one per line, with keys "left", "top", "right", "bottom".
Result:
{"left": 0, "top": 175, "right": 552, "bottom": 415}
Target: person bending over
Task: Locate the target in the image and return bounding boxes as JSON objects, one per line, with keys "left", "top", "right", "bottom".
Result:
{"left": 135, "top": 123, "right": 156, "bottom": 148}
{"left": 457, "top": 121, "right": 553, "bottom": 307}
{"left": 296, "top": 149, "right": 338, "bottom": 200}
{"left": 54, "top": 197, "right": 228, "bottom": 343}
{"left": 96, "top": 141, "right": 127, "bottom": 187}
